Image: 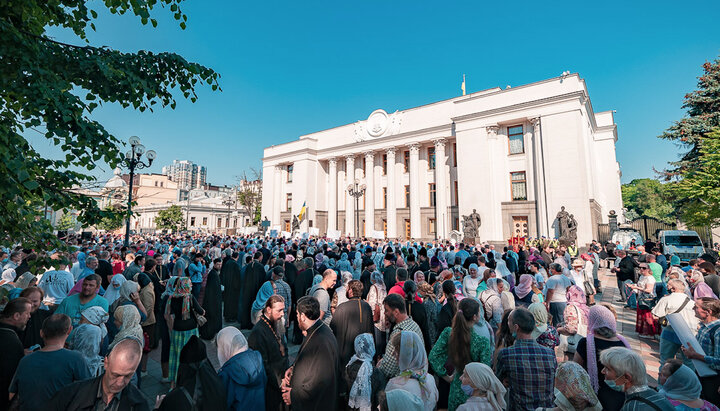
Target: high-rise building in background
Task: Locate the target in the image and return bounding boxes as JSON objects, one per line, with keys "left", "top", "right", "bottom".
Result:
{"left": 161, "top": 160, "right": 207, "bottom": 189}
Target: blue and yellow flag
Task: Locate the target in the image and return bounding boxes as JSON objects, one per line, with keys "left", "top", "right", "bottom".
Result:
{"left": 298, "top": 201, "right": 307, "bottom": 222}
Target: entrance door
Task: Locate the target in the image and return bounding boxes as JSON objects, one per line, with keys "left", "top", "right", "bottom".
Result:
{"left": 512, "top": 216, "right": 529, "bottom": 237}
{"left": 404, "top": 219, "right": 411, "bottom": 239}
{"left": 383, "top": 220, "right": 387, "bottom": 238}
{"left": 284, "top": 220, "right": 290, "bottom": 232}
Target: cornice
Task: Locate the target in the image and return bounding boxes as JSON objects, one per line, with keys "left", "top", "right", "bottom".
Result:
{"left": 451, "top": 91, "right": 586, "bottom": 123}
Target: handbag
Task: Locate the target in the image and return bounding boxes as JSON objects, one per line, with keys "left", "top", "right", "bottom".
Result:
{"left": 658, "top": 296, "right": 690, "bottom": 328}
{"left": 371, "top": 285, "right": 381, "bottom": 323}
{"left": 637, "top": 291, "right": 656, "bottom": 310}
{"left": 583, "top": 280, "right": 595, "bottom": 296}
{"left": 191, "top": 306, "right": 207, "bottom": 327}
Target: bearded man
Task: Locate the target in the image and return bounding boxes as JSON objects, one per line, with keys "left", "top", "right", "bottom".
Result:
{"left": 248, "top": 295, "right": 289, "bottom": 411}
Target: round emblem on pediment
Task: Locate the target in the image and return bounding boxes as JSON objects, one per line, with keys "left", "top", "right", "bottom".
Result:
{"left": 366, "top": 109, "right": 389, "bottom": 137}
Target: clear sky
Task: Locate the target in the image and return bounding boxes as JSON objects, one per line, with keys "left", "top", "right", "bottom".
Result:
{"left": 33, "top": 0, "right": 720, "bottom": 187}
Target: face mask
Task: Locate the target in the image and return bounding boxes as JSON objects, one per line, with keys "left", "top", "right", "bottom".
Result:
{"left": 461, "top": 384, "right": 474, "bottom": 396}
{"left": 605, "top": 376, "right": 625, "bottom": 392}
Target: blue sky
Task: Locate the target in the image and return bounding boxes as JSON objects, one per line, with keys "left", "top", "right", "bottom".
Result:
{"left": 33, "top": 0, "right": 720, "bottom": 187}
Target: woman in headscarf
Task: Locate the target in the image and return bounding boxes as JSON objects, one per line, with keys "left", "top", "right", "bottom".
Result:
{"left": 418, "top": 282, "right": 440, "bottom": 347}
{"left": 134, "top": 272, "right": 155, "bottom": 374}
{"left": 457, "top": 362, "right": 507, "bottom": 411}
{"left": 429, "top": 298, "right": 492, "bottom": 411}
{"left": 110, "top": 304, "right": 144, "bottom": 350}
{"left": 352, "top": 251, "right": 363, "bottom": 280}
{"left": 103, "top": 274, "right": 126, "bottom": 306}
{"left": 488, "top": 277, "right": 514, "bottom": 312}
{"left": 386, "top": 331, "right": 439, "bottom": 411}
{"left": 414, "top": 271, "right": 426, "bottom": 285}
{"left": 367, "top": 270, "right": 388, "bottom": 354}
{"left": 385, "top": 389, "right": 424, "bottom": 411}
{"left": 477, "top": 278, "right": 504, "bottom": 332}
{"left": 14, "top": 272, "right": 36, "bottom": 290}
{"left": 69, "top": 306, "right": 109, "bottom": 376}
{"left": 157, "top": 335, "right": 227, "bottom": 410}
{"left": 529, "top": 302, "right": 560, "bottom": 350}
{"left": 463, "top": 264, "right": 482, "bottom": 299}
{"left": 539, "top": 361, "right": 602, "bottom": 411}
{"left": 217, "top": 326, "right": 266, "bottom": 410}
{"left": 71, "top": 251, "right": 87, "bottom": 280}
{"left": 513, "top": 274, "right": 535, "bottom": 307}
{"left": 332, "top": 271, "right": 354, "bottom": 311}
{"left": 107, "top": 279, "right": 146, "bottom": 342}
{"left": 337, "top": 252, "right": 352, "bottom": 274}
{"left": 658, "top": 359, "right": 719, "bottom": 411}
{"left": 558, "top": 285, "right": 589, "bottom": 360}
{"left": 345, "top": 333, "right": 383, "bottom": 411}
{"left": 494, "top": 259, "right": 514, "bottom": 288}
{"left": 688, "top": 269, "right": 719, "bottom": 299}
{"left": 573, "top": 304, "right": 630, "bottom": 411}
{"left": 166, "top": 276, "right": 204, "bottom": 387}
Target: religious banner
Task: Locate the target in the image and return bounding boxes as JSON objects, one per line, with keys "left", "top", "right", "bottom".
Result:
{"left": 372, "top": 230, "right": 385, "bottom": 239}
{"left": 308, "top": 227, "right": 320, "bottom": 236}
{"left": 327, "top": 229, "right": 341, "bottom": 240}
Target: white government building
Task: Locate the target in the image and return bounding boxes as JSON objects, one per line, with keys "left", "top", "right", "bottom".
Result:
{"left": 261, "top": 74, "right": 623, "bottom": 246}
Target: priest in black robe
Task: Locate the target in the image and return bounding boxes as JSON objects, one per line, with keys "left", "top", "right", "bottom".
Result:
{"left": 221, "top": 252, "right": 242, "bottom": 323}
{"left": 330, "top": 280, "right": 374, "bottom": 367}
{"left": 199, "top": 258, "right": 223, "bottom": 340}
{"left": 282, "top": 296, "right": 339, "bottom": 411}
{"left": 292, "top": 258, "right": 316, "bottom": 344}
{"left": 248, "top": 295, "right": 289, "bottom": 411}
{"left": 240, "top": 252, "right": 267, "bottom": 329}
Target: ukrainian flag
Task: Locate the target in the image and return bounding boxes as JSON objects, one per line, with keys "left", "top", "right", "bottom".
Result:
{"left": 298, "top": 201, "right": 307, "bottom": 222}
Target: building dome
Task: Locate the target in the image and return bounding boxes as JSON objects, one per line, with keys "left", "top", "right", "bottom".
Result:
{"left": 105, "top": 167, "right": 127, "bottom": 189}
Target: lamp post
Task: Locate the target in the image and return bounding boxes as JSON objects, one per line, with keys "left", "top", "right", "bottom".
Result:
{"left": 347, "top": 181, "right": 366, "bottom": 238}
{"left": 122, "top": 136, "right": 156, "bottom": 247}
{"left": 222, "top": 191, "right": 236, "bottom": 235}
{"left": 184, "top": 184, "right": 191, "bottom": 232}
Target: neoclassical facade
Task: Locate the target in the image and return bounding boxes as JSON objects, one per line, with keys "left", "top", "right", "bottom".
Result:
{"left": 261, "top": 74, "right": 623, "bottom": 246}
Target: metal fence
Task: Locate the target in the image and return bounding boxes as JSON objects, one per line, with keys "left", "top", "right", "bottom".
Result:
{"left": 598, "top": 217, "right": 714, "bottom": 248}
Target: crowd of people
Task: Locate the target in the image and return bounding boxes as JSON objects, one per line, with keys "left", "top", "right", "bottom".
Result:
{"left": 0, "top": 233, "right": 719, "bottom": 411}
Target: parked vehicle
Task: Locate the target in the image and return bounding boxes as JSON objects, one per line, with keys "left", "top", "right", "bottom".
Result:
{"left": 658, "top": 230, "right": 705, "bottom": 261}
{"left": 610, "top": 227, "right": 644, "bottom": 253}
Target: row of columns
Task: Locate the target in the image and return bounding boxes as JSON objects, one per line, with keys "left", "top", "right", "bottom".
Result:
{"left": 325, "top": 138, "right": 448, "bottom": 238}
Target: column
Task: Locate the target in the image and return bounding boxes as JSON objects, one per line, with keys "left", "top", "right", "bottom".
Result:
{"left": 327, "top": 158, "right": 337, "bottom": 233}
{"left": 433, "top": 139, "right": 447, "bottom": 239}
{"left": 530, "top": 117, "right": 548, "bottom": 236}
{"left": 408, "top": 143, "right": 421, "bottom": 239}
{"left": 386, "top": 148, "right": 397, "bottom": 238}
{"left": 345, "top": 155, "right": 355, "bottom": 236}
{"left": 272, "top": 165, "right": 282, "bottom": 226}
{"left": 364, "top": 151, "right": 375, "bottom": 237}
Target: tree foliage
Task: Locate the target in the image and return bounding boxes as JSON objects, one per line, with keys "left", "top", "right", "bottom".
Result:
{"left": 659, "top": 55, "right": 720, "bottom": 177}
{"left": 97, "top": 204, "right": 126, "bottom": 232}
{"left": 237, "top": 168, "right": 262, "bottom": 226}
{"left": 155, "top": 205, "right": 184, "bottom": 231}
{"left": 668, "top": 128, "right": 720, "bottom": 227}
{"left": 56, "top": 214, "right": 77, "bottom": 231}
{"left": 621, "top": 178, "right": 676, "bottom": 223}
{"left": 0, "top": 0, "right": 219, "bottom": 252}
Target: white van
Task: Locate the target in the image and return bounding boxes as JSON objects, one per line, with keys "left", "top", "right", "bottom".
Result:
{"left": 658, "top": 230, "right": 705, "bottom": 261}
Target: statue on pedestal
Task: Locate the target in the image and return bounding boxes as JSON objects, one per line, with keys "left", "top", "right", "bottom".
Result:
{"left": 462, "top": 209, "right": 482, "bottom": 242}
{"left": 555, "top": 206, "right": 578, "bottom": 246}
{"left": 291, "top": 215, "right": 300, "bottom": 233}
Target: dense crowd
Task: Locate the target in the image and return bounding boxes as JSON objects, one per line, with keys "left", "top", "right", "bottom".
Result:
{"left": 1, "top": 233, "right": 719, "bottom": 411}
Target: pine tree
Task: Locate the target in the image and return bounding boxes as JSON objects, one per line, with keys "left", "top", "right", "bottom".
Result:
{"left": 660, "top": 56, "right": 720, "bottom": 177}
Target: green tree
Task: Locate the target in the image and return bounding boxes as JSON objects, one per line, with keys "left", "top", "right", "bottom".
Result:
{"left": 668, "top": 128, "right": 720, "bottom": 227}
{"left": 660, "top": 55, "right": 720, "bottom": 177}
{"left": 1, "top": 1, "right": 219, "bottom": 253}
{"left": 621, "top": 178, "right": 676, "bottom": 223}
{"left": 155, "top": 205, "right": 184, "bottom": 231}
{"left": 97, "top": 205, "right": 125, "bottom": 232}
{"left": 56, "top": 214, "right": 77, "bottom": 231}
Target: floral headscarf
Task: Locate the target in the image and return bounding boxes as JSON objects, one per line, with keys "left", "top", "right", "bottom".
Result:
{"left": 566, "top": 285, "right": 589, "bottom": 319}
{"left": 554, "top": 361, "right": 602, "bottom": 411}
{"left": 397, "top": 331, "right": 430, "bottom": 397}
{"left": 110, "top": 304, "right": 143, "bottom": 350}
{"left": 165, "top": 276, "right": 193, "bottom": 320}
{"left": 465, "top": 362, "right": 506, "bottom": 411}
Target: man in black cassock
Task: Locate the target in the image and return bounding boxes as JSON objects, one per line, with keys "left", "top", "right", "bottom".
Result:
{"left": 330, "top": 280, "right": 374, "bottom": 367}
{"left": 382, "top": 253, "right": 397, "bottom": 291}
{"left": 291, "top": 258, "right": 316, "bottom": 344}
{"left": 248, "top": 295, "right": 289, "bottom": 411}
{"left": 221, "top": 252, "right": 242, "bottom": 323}
{"left": 199, "top": 258, "right": 223, "bottom": 340}
{"left": 240, "top": 251, "right": 266, "bottom": 329}
{"left": 282, "top": 296, "right": 339, "bottom": 411}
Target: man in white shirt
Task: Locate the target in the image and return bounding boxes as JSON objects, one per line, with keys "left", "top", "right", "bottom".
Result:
{"left": 38, "top": 258, "right": 75, "bottom": 306}
{"left": 652, "top": 279, "right": 698, "bottom": 372}
{"left": 544, "top": 263, "right": 574, "bottom": 326}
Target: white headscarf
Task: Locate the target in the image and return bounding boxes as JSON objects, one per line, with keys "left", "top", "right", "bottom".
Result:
{"left": 347, "top": 333, "right": 375, "bottom": 411}
{"left": 464, "top": 362, "right": 507, "bottom": 411}
{"left": 217, "top": 326, "right": 248, "bottom": 366}
{"left": 386, "top": 389, "right": 424, "bottom": 411}
{"left": 103, "top": 275, "right": 126, "bottom": 306}
{"left": 81, "top": 306, "right": 109, "bottom": 339}
{"left": 110, "top": 304, "right": 143, "bottom": 350}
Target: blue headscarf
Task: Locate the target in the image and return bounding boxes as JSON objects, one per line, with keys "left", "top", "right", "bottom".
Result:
{"left": 77, "top": 252, "right": 87, "bottom": 270}
{"left": 252, "top": 281, "right": 276, "bottom": 312}
{"left": 659, "top": 364, "right": 702, "bottom": 401}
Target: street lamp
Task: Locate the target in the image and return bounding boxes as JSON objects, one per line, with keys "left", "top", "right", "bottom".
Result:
{"left": 347, "top": 181, "right": 366, "bottom": 238}
{"left": 184, "top": 184, "right": 191, "bottom": 232}
{"left": 222, "top": 192, "right": 236, "bottom": 234}
{"left": 122, "top": 136, "right": 155, "bottom": 246}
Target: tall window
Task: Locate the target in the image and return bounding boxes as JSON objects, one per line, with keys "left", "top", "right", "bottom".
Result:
{"left": 404, "top": 185, "right": 410, "bottom": 207}
{"left": 287, "top": 164, "right": 294, "bottom": 182}
{"left": 453, "top": 217, "right": 459, "bottom": 230}
{"left": 286, "top": 193, "right": 292, "bottom": 211}
{"left": 510, "top": 171, "right": 527, "bottom": 201}
{"left": 191, "top": 217, "right": 196, "bottom": 226}
{"left": 429, "top": 218, "right": 436, "bottom": 236}
{"left": 453, "top": 143, "right": 457, "bottom": 167}
{"left": 429, "top": 183, "right": 436, "bottom": 206}
{"left": 361, "top": 160, "right": 366, "bottom": 176}
{"left": 508, "top": 125, "right": 524, "bottom": 154}
{"left": 202, "top": 217, "right": 208, "bottom": 225}
{"left": 404, "top": 151, "right": 410, "bottom": 172}
{"left": 428, "top": 147, "right": 436, "bottom": 170}
{"left": 383, "top": 220, "right": 388, "bottom": 237}
{"left": 454, "top": 180, "right": 459, "bottom": 205}
{"left": 217, "top": 217, "right": 222, "bottom": 227}
{"left": 383, "top": 187, "right": 387, "bottom": 208}
{"left": 382, "top": 154, "right": 387, "bottom": 175}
